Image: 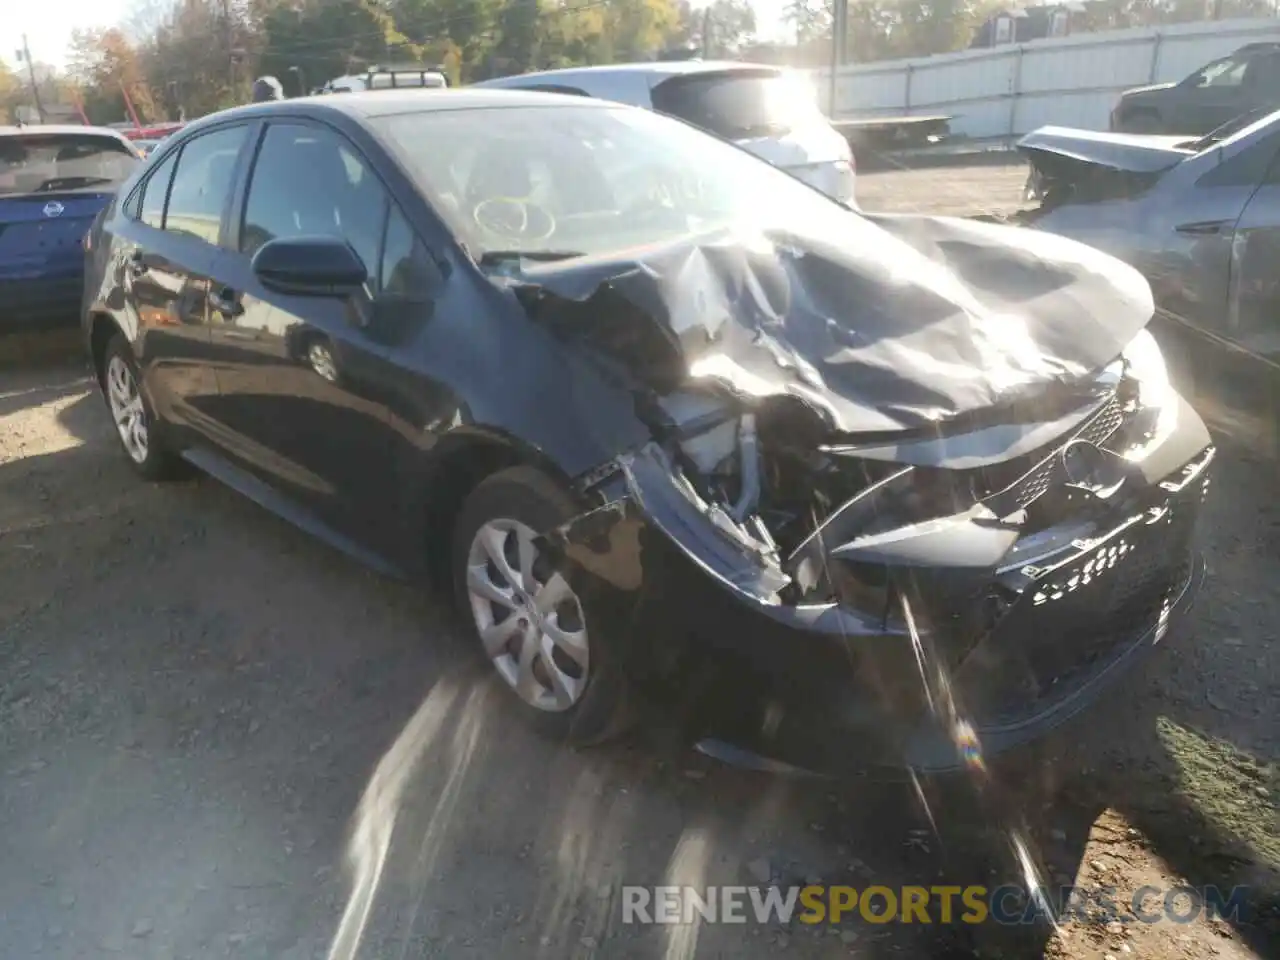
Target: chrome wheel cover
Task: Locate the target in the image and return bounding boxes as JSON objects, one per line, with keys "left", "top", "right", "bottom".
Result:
{"left": 105, "top": 354, "right": 149, "bottom": 464}
{"left": 465, "top": 518, "right": 590, "bottom": 712}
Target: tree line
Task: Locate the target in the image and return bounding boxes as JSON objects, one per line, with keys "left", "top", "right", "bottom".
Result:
{"left": 3, "top": 0, "right": 755, "bottom": 125}
{"left": 1, "top": 0, "right": 1274, "bottom": 125}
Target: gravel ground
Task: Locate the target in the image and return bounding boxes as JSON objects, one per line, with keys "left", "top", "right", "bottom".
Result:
{"left": 0, "top": 162, "right": 1275, "bottom": 960}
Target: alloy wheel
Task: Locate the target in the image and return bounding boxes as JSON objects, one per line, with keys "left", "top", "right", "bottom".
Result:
{"left": 308, "top": 342, "right": 338, "bottom": 382}
{"left": 465, "top": 518, "right": 590, "bottom": 712}
{"left": 105, "top": 354, "right": 149, "bottom": 464}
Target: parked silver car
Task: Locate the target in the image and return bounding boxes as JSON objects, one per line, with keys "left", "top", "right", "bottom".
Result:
{"left": 1020, "top": 107, "right": 1280, "bottom": 364}
{"left": 474, "top": 61, "right": 857, "bottom": 205}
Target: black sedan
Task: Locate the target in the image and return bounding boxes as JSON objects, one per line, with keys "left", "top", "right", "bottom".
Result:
{"left": 82, "top": 90, "right": 1214, "bottom": 777}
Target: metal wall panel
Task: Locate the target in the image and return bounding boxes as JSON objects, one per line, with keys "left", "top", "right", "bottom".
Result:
{"left": 813, "top": 17, "right": 1280, "bottom": 138}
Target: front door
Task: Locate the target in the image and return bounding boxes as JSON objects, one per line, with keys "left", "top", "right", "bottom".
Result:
{"left": 1226, "top": 145, "right": 1280, "bottom": 362}
{"left": 202, "top": 119, "right": 431, "bottom": 552}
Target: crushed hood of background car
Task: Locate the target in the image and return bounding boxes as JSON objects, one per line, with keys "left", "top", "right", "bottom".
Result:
{"left": 505, "top": 213, "right": 1154, "bottom": 436}
{"left": 1017, "top": 126, "right": 1193, "bottom": 175}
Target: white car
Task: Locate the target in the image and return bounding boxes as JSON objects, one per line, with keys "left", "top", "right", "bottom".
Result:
{"left": 473, "top": 61, "right": 856, "bottom": 205}
{"left": 318, "top": 66, "right": 448, "bottom": 95}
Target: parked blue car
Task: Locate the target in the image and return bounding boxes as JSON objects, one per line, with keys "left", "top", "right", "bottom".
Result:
{"left": 1, "top": 125, "right": 140, "bottom": 331}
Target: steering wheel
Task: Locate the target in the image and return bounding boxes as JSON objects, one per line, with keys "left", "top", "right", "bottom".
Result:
{"left": 472, "top": 196, "right": 556, "bottom": 243}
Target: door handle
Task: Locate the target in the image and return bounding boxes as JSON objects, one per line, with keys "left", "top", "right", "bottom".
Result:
{"left": 208, "top": 287, "right": 244, "bottom": 318}
{"left": 1175, "top": 220, "right": 1229, "bottom": 236}
{"left": 127, "top": 250, "right": 147, "bottom": 276}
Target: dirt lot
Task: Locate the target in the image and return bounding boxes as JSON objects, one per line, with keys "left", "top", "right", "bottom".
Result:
{"left": 0, "top": 161, "right": 1275, "bottom": 960}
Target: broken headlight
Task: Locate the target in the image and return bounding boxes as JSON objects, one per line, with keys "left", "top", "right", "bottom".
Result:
{"left": 1120, "top": 328, "right": 1176, "bottom": 457}
{"left": 1120, "top": 328, "right": 1171, "bottom": 410}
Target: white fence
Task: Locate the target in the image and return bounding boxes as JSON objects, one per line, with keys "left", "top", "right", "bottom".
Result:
{"left": 814, "top": 16, "right": 1280, "bottom": 138}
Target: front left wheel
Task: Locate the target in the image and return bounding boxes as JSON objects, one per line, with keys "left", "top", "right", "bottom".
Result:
{"left": 451, "top": 466, "right": 632, "bottom": 745}
{"left": 100, "top": 333, "right": 184, "bottom": 481}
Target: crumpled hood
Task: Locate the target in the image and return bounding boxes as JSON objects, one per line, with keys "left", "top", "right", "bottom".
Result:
{"left": 508, "top": 212, "right": 1154, "bottom": 435}
{"left": 1018, "top": 125, "right": 1192, "bottom": 174}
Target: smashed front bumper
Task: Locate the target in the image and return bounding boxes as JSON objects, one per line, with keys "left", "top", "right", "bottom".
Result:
{"left": 545, "top": 390, "right": 1215, "bottom": 778}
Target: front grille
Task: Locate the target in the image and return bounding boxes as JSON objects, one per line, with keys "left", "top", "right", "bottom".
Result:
{"left": 955, "top": 467, "right": 1207, "bottom": 725}
{"left": 973, "top": 391, "right": 1131, "bottom": 510}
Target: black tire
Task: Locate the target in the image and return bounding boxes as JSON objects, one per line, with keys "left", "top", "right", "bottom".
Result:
{"left": 451, "top": 465, "right": 632, "bottom": 745}
{"left": 100, "top": 333, "right": 185, "bottom": 481}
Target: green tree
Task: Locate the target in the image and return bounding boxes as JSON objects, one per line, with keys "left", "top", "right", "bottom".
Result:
{"left": 256, "top": 0, "right": 417, "bottom": 91}
{"left": 783, "top": 0, "right": 830, "bottom": 45}
{"left": 702, "top": 0, "right": 756, "bottom": 57}
{"left": 0, "top": 61, "right": 24, "bottom": 124}
{"left": 391, "top": 0, "right": 500, "bottom": 79}
{"left": 67, "top": 28, "right": 158, "bottom": 125}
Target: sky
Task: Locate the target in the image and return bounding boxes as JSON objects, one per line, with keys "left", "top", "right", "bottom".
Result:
{"left": 1, "top": 0, "right": 132, "bottom": 73}
{"left": 2, "top": 0, "right": 789, "bottom": 75}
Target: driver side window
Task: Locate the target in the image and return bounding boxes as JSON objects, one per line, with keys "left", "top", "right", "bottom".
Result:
{"left": 240, "top": 122, "right": 386, "bottom": 277}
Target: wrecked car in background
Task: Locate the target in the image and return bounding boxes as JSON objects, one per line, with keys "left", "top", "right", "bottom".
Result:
{"left": 1109, "top": 41, "right": 1280, "bottom": 136}
{"left": 1019, "top": 107, "right": 1280, "bottom": 367}
{"left": 83, "top": 90, "right": 1214, "bottom": 778}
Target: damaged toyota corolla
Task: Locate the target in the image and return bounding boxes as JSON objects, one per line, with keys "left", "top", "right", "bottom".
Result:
{"left": 85, "top": 91, "right": 1214, "bottom": 777}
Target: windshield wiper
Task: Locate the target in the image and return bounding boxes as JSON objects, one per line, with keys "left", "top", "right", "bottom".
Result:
{"left": 33, "top": 175, "right": 116, "bottom": 192}
{"left": 478, "top": 249, "right": 585, "bottom": 266}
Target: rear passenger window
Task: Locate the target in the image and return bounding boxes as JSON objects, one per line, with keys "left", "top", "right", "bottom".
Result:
{"left": 165, "top": 125, "right": 248, "bottom": 245}
{"left": 240, "top": 123, "right": 386, "bottom": 277}
{"left": 138, "top": 150, "right": 177, "bottom": 229}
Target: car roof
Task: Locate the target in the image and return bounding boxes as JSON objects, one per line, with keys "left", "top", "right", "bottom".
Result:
{"left": 0, "top": 124, "right": 133, "bottom": 143}
{"left": 477, "top": 60, "right": 785, "bottom": 84}
{"left": 180, "top": 88, "right": 615, "bottom": 131}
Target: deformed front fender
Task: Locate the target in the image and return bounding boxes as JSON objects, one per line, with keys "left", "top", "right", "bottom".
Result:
{"left": 543, "top": 442, "right": 1026, "bottom": 631}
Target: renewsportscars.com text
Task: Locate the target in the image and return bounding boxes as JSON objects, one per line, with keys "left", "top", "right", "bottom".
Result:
{"left": 621, "top": 884, "right": 1252, "bottom": 926}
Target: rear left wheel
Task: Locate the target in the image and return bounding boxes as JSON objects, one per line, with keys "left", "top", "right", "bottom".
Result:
{"left": 101, "top": 333, "right": 184, "bottom": 481}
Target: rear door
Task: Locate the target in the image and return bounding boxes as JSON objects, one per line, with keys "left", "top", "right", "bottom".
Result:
{"left": 110, "top": 123, "right": 253, "bottom": 429}
{"left": 0, "top": 131, "right": 138, "bottom": 287}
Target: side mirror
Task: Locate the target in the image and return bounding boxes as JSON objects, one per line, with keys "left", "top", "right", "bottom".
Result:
{"left": 251, "top": 236, "right": 367, "bottom": 297}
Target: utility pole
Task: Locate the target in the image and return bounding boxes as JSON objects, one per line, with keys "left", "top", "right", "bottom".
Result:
{"left": 223, "top": 0, "right": 235, "bottom": 93}
{"left": 21, "top": 34, "right": 46, "bottom": 123}
{"left": 829, "top": 0, "right": 848, "bottom": 117}
{"left": 702, "top": 7, "right": 713, "bottom": 58}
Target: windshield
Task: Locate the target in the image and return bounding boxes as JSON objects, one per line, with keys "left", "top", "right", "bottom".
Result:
{"left": 0, "top": 133, "right": 138, "bottom": 197}
{"left": 650, "top": 69, "right": 824, "bottom": 139}
{"left": 1189, "top": 56, "right": 1249, "bottom": 88}
{"left": 375, "top": 103, "right": 863, "bottom": 262}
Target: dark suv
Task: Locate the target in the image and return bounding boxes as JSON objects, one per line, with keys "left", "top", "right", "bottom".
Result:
{"left": 1111, "top": 42, "right": 1280, "bottom": 135}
